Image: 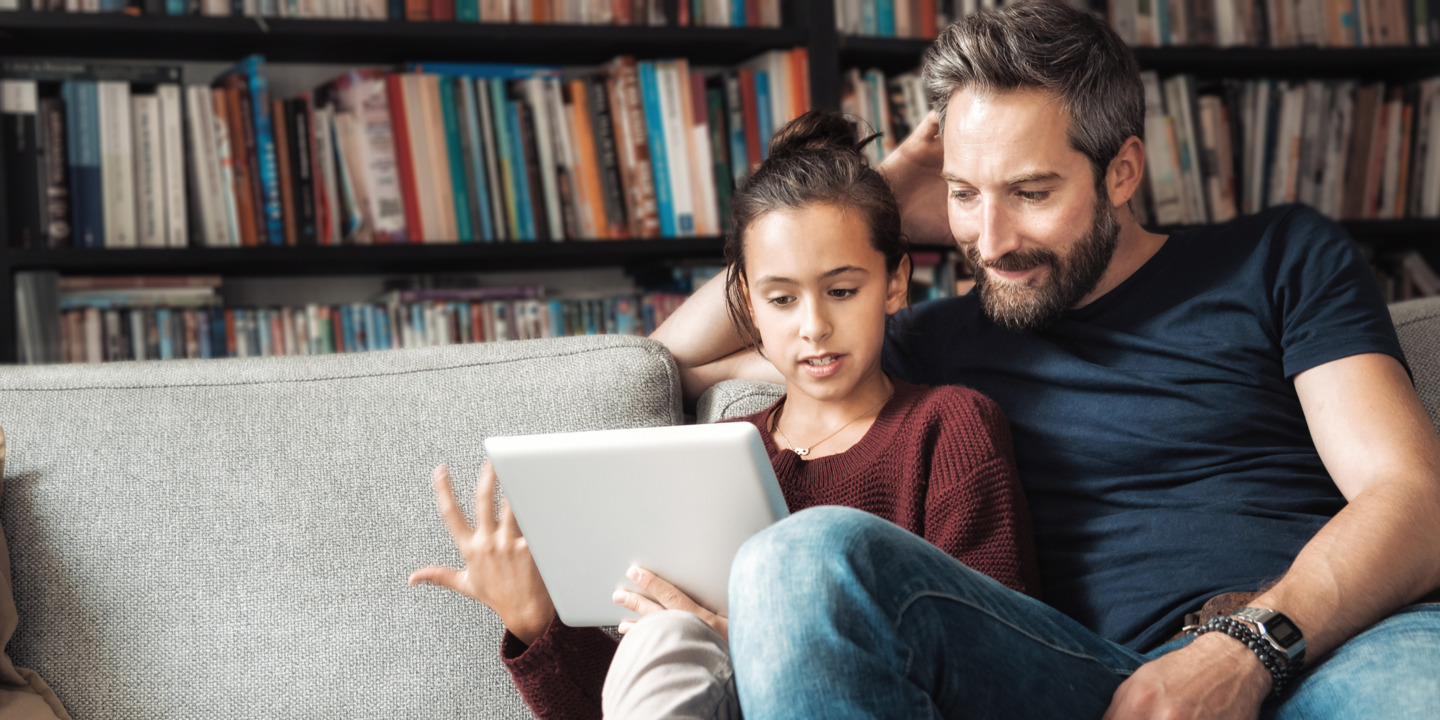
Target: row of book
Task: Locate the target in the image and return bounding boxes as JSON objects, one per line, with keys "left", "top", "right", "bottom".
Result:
{"left": 1109, "top": 0, "right": 1439, "bottom": 48}
{"left": 0, "top": 0, "right": 782, "bottom": 26}
{"left": 14, "top": 273, "right": 695, "bottom": 363}
{"left": 833, "top": 0, "right": 943, "bottom": 38}
{"left": 1138, "top": 72, "right": 1440, "bottom": 228}
{"left": 839, "top": 66, "right": 929, "bottom": 164}
{"left": 0, "top": 49, "right": 811, "bottom": 249}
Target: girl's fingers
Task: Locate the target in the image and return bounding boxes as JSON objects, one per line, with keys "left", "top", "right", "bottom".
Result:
{"left": 627, "top": 566, "right": 703, "bottom": 614}
{"left": 612, "top": 588, "right": 666, "bottom": 616}
{"left": 474, "top": 462, "right": 499, "bottom": 534}
{"left": 498, "top": 498, "right": 522, "bottom": 539}
{"left": 408, "top": 565, "right": 464, "bottom": 593}
{"left": 618, "top": 620, "right": 635, "bottom": 635}
{"left": 431, "top": 465, "right": 474, "bottom": 542}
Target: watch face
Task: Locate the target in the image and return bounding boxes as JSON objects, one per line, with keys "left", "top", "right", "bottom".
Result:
{"left": 1268, "top": 618, "right": 1300, "bottom": 646}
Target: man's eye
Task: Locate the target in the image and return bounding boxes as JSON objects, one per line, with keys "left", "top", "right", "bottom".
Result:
{"left": 1019, "top": 191, "right": 1050, "bottom": 202}
{"left": 950, "top": 190, "right": 974, "bottom": 202}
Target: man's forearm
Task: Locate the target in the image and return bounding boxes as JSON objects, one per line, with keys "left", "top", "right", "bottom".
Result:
{"left": 1252, "top": 477, "right": 1440, "bottom": 660}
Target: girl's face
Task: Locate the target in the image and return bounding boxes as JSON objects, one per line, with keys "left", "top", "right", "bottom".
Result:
{"left": 744, "top": 203, "right": 908, "bottom": 405}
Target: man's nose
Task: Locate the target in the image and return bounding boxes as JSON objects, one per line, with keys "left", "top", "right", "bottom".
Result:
{"left": 974, "top": 200, "right": 1022, "bottom": 265}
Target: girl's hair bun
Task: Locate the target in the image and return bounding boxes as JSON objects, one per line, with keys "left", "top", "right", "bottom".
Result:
{"left": 765, "top": 110, "right": 881, "bottom": 162}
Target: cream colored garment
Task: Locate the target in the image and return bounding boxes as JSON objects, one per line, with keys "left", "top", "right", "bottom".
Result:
{"left": 0, "top": 426, "right": 70, "bottom": 720}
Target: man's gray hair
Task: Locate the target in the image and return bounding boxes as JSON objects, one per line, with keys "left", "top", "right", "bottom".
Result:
{"left": 921, "top": 0, "right": 1145, "bottom": 185}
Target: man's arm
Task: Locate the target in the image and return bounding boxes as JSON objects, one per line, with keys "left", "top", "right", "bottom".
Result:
{"left": 1106, "top": 352, "right": 1440, "bottom": 719}
{"left": 649, "top": 271, "right": 782, "bottom": 404}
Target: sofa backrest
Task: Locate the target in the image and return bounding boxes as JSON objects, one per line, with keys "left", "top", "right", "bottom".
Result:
{"left": 0, "top": 336, "right": 681, "bottom": 720}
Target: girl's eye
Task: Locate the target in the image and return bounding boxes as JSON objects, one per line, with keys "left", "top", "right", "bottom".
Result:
{"left": 768, "top": 296, "right": 795, "bottom": 307}
{"left": 829, "top": 288, "right": 857, "bottom": 299}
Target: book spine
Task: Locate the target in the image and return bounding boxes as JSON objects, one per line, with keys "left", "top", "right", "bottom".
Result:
{"left": 488, "top": 79, "right": 523, "bottom": 240}
{"left": 336, "top": 70, "right": 409, "bottom": 243}
{"left": 439, "top": 77, "right": 475, "bottom": 242}
{"left": 272, "top": 98, "right": 298, "bottom": 246}
{"left": 524, "top": 77, "right": 565, "bottom": 240}
{"left": 607, "top": 57, "right": 660, "bottom": 238}
{"left": 515, "top": 97, "right": 551, "bottom": 241}
{"left": 184, "top": 86, "right": 221, "bottom": 246}
{"left": 291, "top": 98, "right": 318, "bottom": 245}
{"left": 385, "top": 74, "right": 424, "bottom": 241}
{"left": 567, "top": 79, "right": 606, "bottom": 239}
{"left": 505, "top": 92, "right": 537, "bottom": 240}
{"left": 545, "top": 78, "right": 582, "bottom": 240}
{"left": 638, "top": 61, "right": 676, "bottom": 237}
{"left": 97, "top": 81, "right": 136, "bottom": 248}
{"left": 38, "top": 98, "right": 71, "bottom": 248}
{"left": 219, "top": 85, "right": 260, "bottom": 247}
{"left": 587, "top": 77, "right": 629, "bottom": 238}
{"left": 706, "top": 84, "right": 733, "bottom": 226}
{"left": 1, "top": 80, "right": 44, "bottom": 248}
{"left": 475, "top": 78, "right": 509, "bottom": 242}
{"left": 418, "top": 75, "right": 457, "bottom": 242}
{"left": 131, "top": 93, "right": 166, "bottom": 248}
{"left": 239, "top": 58, "right": 285, "bottom": 246}
{"left": 208, "top": 88, "right": 243, "bottom": 246}
{"left": 457, "top": 78, "right": 494, "bottom": 242}
{"left": 156, "top": 85, "right": 188, "bottom": 248}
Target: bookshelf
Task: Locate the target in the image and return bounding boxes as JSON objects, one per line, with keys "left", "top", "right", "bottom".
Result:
{"left": 4, "top": 0, "right": 1439, "bottom": 363}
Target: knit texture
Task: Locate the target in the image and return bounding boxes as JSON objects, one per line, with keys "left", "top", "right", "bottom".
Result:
{"left": 502, "top": 380, "right": 1040, "bottom": 720}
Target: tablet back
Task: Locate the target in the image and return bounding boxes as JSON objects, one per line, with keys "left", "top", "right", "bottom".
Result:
{"left": 485, "top": 422, "right": 788, "bottom": 627}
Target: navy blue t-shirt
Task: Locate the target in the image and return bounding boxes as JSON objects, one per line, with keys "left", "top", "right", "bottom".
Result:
{"left": 883, "top": 204, "right": 1407, "bottom": 651}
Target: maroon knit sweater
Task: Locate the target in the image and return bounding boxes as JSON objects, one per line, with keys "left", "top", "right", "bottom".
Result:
{"left": 499, "top": 380, "right": 1040, "bottom": 720}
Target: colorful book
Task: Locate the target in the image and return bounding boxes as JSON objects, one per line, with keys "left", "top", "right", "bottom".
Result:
{"left": 219, "top": 56, "right": 284, "bottom": 246}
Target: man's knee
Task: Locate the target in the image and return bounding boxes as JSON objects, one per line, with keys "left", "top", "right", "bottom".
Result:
{"left": 1279, "top": 605, "right": 1440, "bottom": 719}
{"left": 730, "top": 505, "right": 890, "bottom": 591}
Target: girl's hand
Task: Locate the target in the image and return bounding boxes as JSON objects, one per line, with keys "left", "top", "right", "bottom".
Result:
{"left": 409, "top": 463, "right": 556, "bottom": 645}
{"left": 877, "top": 110, "right": 953, "bottom": 247}
{"left": 612, "top": 566, "right": 729, "bottom": 642}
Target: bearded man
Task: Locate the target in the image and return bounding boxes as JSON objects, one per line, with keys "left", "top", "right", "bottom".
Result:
{"left": 650, "top": 2, "right": 1440, "bottom": 718}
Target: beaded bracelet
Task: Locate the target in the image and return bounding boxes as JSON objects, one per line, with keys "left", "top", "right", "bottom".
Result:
{"left": 1191, "top": 616, "right": 1292, "bottom": 697}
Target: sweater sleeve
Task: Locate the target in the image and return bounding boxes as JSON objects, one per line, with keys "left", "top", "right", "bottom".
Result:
{"left": 500, "top": 616, "right": 619, "bottom": 720}
{"left": 921, "top": 388, "right": 1043, "bottom": 598}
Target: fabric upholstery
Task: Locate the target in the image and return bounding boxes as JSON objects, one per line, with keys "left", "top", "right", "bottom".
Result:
{"left": 0, "top": 336, "right": 681, "bottom": 720}
{"left": 1391, "top": 296, "right": 1440, "bottom": 431}
{"left": 695, "top": 380, "right": 784, "bottom": 425}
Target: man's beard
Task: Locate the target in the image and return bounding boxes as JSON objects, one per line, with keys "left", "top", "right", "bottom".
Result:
{"left": 963, "top": 192, "right": 1121, "bottom": 332}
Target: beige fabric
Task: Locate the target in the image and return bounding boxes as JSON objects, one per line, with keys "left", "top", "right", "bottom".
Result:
{"left": 602, "top": 610, "right": 740, "bottom": 720}
{"left": 0, "top": 426, "right": 68, "bottom": 720}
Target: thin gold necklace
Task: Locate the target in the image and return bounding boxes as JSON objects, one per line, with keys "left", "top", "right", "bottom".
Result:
{"left": 771, "top": 385, "right": 893, "bottom": 458}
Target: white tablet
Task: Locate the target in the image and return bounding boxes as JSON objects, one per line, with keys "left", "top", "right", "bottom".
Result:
{"left": 484, "top": 422, "right": 788, "bottom": 627}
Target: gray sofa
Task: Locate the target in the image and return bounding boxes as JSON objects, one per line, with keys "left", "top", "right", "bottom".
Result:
{"left": 2, "top": 297, "right": 1439, "bottom": 720}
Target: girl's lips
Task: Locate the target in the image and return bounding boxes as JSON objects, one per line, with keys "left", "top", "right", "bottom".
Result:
{"left": 800, "top": 354, "right": 845, "bottom": 378}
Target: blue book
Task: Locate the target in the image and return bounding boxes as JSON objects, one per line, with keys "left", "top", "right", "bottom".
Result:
{"left": 457, "top": 302, "right": 471, "bottom": 343}
{"left": 638, "top": 61, "right": 676, "bottom": 238}
{"left": 549, "top": 299, "right": 565, "bottom": 339}
{"left": 61, "top": 82, "right": 104, "bottom": 249}
{"left": 439, "top": 80, "right": 475, "bottom": 243}
{"left": 730, "top": 0, "right": 745, "bottom": 26}
{"left": 724, "top": 73, "right": 748, "bottom": 187}
{"left": 506, "top": 99, "right": 537, "bottom": 241}
{"left": 340, "top": 306, "right": 356, "bottom": 353}
{"left": 408, "top": 63, "right": 562, "bottom": 80}
{"left": 877, "top": 0, "right": 895, "bottom": 36}
{"left": 458, "top": 80, "right": 495, "bottom": 242}
{"left": 157, "top": 309, "right": 174, "bottom": 360}
{"left": 257, "top": 309, "right": 273, "bottom": 356}
{"left": 221, "top": 56, "right": 284, "bottom": 246}
{"left": 754, "top": 71, "right": 773, "bottom": 160}
{"left": 1155, "top": 0, "right": 1170, "bottom": 46}
{"left": 411, "top": 304, "right": 425, "bottom": 345}
{"left": 456, "top": 0, "right": 478, "bottom": 21}
{"left": 389, "top": 0, "right": 403, "bottom": 19}
{"left": 167, "top": 0, "right": 185, "bottom": 12}
{"left": 99, "top": 0, "right": 126, "bottom": 9}
{"left": 487, "top": 79, "right": 524, "bottom": 241}
{"left": 212, "top": 313, "right": 228, "bottom": 358}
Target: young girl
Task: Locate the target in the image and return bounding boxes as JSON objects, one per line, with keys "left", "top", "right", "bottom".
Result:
{"left": 410, "top": 110, "right": 1040, "bottom": 720}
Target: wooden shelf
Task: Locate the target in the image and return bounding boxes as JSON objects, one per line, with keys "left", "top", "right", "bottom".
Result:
{"left": 0, "top": 13, "right": 805, "bottom": 65}
{"left": 1, "top": 239, "right": 727, "bottom": 276}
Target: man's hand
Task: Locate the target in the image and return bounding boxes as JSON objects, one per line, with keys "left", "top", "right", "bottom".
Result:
{"left": 1103, "top": 633, "right": 1272, "bottom": 720}
{"left": 409, "top": 463, "right": 556, "bottom": 645}
{"left": 612, "top": 565, "right": 729, "bottom": 641}
{"left": 877, "top": 109, "right": 953, "bottom": 247}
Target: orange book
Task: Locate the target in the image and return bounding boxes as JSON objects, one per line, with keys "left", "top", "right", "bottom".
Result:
{"left": 272, "top": 98, "right": 298, "bottom": 247}
{"left": 215, "top": 88, "right": 258, "bottom": 247}
{"left": 918, "top": 0, "right": 936, "bottom": 37}
{"left": 385, "top": 74, "right": 425, "bottom": 241}
{"left": 790, "top": 48, "right": 811, "bottom": 116}
{"left": 406, "top": 0, "right": 429, "bottom": 20}
{"left": 569, "top": 79, "right": 610, "bottom": 239}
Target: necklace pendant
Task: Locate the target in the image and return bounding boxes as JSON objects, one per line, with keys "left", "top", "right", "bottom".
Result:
{"left": 794, "top": 447, "right": 810, "bottom": 457}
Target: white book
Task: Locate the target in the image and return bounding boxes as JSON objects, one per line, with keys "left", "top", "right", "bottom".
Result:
{"left": 200, "top": 0, "right": 229, "bottom": 13}
{"left": 522, "top": 77, "right": 564, "bottom": 241}
{"left": 184, "top": 85, "right": 223, "bottom": 247}
{"left": 157, "top": 84, "right": 188, "bottom": 248}
{"left": 1245, "top": 80, "right": 1269, "bottom": 215}
{"left": 1197, "top": 95, "right": 1237, "bottom": 223}
{"left": 1408, "top": 80, "right": 1436, "bottom": 217}
{"left": 684, "top": 69, "right": 720, "bottom": 237}
{"left": 657, "top": 61, "right": 696, "bottom": 237}
{"left": 84, "top": 308, "right": 102, "bottom": 364}
{"left": 1141, "top": 72, "right": 1184, "bottom": 226}
{"left": 129, "top": 311, "right": 145, "bottom": 362}
{"left": 1267, "top": 83, "right": 1304, "bottom": 207}
{"left": 131, "top": 94, "right": 167, "bottom": 248}
{"left": 98, "top": 81, "right": 137, "bottom": 248}
{"left": 1163, "top": 75, "right": 1207, "bottom": 224}
{"left": 357, "top": 0, "right": 384, "bottom": 18}
{"left": 0, "top": 0, "right": 19, "bottom": 10}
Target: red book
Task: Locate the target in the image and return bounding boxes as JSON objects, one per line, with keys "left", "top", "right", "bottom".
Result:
{"left": 738, "top": 68, "right": 762, "bottom": 173}
{"left": 224, "top": 310, "right": 237, "bottom": 358}
{"left": 385, "top": 74, "right": 425, "bottom": 242}
{"left": 746, "top": 0, "right": 759, "bottom": 26}
{"left": 471, "top": 302, "right": 485, "bottom": 343}
{"left": 918, "top": 0, "right": 936, "bottom": 37}
{"left": 613, "top": 0, "right": 631, "bottom": 24}
{"left": 431, "top": 0, "right": 455, "bottom": 21}
{"left": 406, "top": 0, "right": 430, "bottom": 20}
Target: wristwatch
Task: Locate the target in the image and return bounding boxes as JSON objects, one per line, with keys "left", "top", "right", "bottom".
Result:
{"left": 1229, "top": 607, "right": 1307, "bottom": 671}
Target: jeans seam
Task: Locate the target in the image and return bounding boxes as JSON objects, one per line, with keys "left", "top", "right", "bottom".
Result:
{"left": 892, "top": 589, "right": 1136, "bottom": 677}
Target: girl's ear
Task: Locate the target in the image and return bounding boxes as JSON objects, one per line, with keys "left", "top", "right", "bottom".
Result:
{"left": 884, "top": 254, "right": 911, "bottom": 315}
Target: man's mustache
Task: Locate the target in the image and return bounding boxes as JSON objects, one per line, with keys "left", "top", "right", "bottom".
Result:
{"left": 964, "top": 246, "right": 1059, "bottom": 273}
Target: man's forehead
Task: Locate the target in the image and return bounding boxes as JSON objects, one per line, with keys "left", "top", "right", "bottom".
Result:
{"left": 941, "top": 88, "right": 1078, "bottom": 182}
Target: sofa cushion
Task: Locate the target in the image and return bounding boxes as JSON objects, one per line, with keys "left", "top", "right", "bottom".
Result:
{"left": 0, "top": 426, "right": 69, "bottom": 720}
{"left": 0, "top": 336, "right": 681, "bottom": 720}
{"left": 1391, "top": 296, "right": 1440, "bottom": 431}
{"left": 695, "top": 380, "right": 785, "bottom": 424}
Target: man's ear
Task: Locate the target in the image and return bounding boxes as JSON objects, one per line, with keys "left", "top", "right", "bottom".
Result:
{"left": 1106, "top": 136, "right": 1146, "bottom": 209}
{"left": 884, "top": 254, "right": 912, "bottom": 315}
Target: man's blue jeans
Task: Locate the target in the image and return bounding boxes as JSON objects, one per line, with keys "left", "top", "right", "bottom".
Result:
{"left": 728, "top": 507, "right": 1440, "bottom": 719}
